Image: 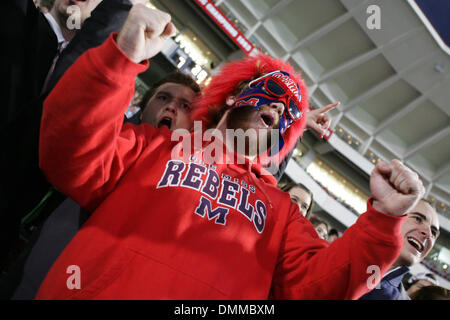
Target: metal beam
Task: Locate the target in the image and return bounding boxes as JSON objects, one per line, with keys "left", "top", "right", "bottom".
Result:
{"left": 403, "top": 126, "right": 450, "bottom": 159}
{"left": 308, "top": 83, "right": 318, "bottom": 95}
{"left": 360, "top": 136, "right": 374, "bottom": 155}
{"left": 433, "top": 184, "right": 450, "bottom": 198}
{"left": 251, "top": 34, "right": 278, "bottom": 58}
{"left": 341, "top": 74, "right": 399, "bottom": 112}
{"left": 433, "top": 162, "right": 450, "bottom": 181}
{"left": 330, "top": 111, "right": 344, "bottom": 130}
{"left": 245, "top": 21, "right": 261, "bottom": 38}
{"left": 318, "top": 47, "right": 381, "bottom": 83}
{"left": 424, "top": 182, "right": 433, "bottom": 198}
{"left": 233, "top": 0, "right": 293, "bottom": 38}
{"left": 260, "top": 0, "right": 293, "bottom": 21}
{"left": 372, "top": 95, "right": 426, "bottom": 135}
{"left": 286, "top": 0, "right": 371, "bottom": 53}
{"left": 282, "top": 52, "right": 290, "bottom": 62}
{"left": 287, "top": 12, "right": 352, "bottom": 53}
{"left": 317, "top": 25, "right": 424, "bottom": 83}
{"left": 342, "top": 49, "right": 441, "bottom": 113}
{"left": 226, "top": 0, "right": 293, "bottom": 54}
{"left": 373, "top": 73, "right": 450, "bottom": 135}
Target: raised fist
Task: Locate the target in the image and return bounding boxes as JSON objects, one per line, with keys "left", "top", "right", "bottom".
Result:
{"left": 117, "top": 4, "right": 175, "bottom": 63}
{"left": 370, "top": 159, "right": 425, "bottom": 217}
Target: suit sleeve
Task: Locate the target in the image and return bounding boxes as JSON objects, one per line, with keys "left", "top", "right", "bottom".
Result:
{"left": 45, "top": 0, "right": 133, "bottom": 92}
{"left": 271, "top": 198, "right": 406, "bottom": 299}
{"left": 39, "top": 34, "right": 154, "bottom": 212}
{"left": 3, "top": 0, "right": 29, "bottom": 14}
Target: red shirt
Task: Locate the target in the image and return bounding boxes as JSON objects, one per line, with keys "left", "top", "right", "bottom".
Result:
{"left": 36, "top": 34, "right": 405, "bottom": 300}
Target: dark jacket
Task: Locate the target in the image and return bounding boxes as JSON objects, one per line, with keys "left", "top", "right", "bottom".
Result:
{"left": 0, "top": 0, "right": 59, "bottom": 264}
{"left": 359, "top": 266, "right": 411, "bottom": 300}
{"left": 0, "top": 0, "right": 133, "bottom": 299}
{"left": 273, "top": 148, "right": 295, "bottom": 182}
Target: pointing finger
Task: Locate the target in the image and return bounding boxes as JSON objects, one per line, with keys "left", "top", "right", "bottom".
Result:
{"left": 317, "top": 102, "right": 340, "bottom": 114}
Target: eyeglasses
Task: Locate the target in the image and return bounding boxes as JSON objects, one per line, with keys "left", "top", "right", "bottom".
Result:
{"left": 248, "top": 70, "right": 302, "bottom": 122}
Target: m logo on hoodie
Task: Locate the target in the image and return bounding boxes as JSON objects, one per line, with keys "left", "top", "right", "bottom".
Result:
{"left": 157, "top": 159, "right": 267, "bottom": 233}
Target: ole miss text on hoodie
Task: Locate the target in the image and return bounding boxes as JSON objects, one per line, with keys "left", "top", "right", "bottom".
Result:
{"left": 37, "top": 34, "right": 405, "bottom": 300}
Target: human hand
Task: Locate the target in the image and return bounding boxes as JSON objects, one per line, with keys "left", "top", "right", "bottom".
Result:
{"left": 370, "top": 159, "right": 425, "bottom": 217}
{"left": 117, "top": 4, "right": 175, "bottom": 63}
{"left": 306, "top": 102, "right": 340, "bottom": 138}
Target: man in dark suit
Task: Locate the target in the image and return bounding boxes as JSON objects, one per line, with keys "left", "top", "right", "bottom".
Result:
{"left": 0, "top": 0, "right": 139, "bottom": 297}
{"left": 360, "top": 199, "right": 440, "bottom": 300}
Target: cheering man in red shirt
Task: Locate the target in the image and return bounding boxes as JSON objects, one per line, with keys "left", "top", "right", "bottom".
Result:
{"left": 37, "top": 4, "right": 425, "bottom": 299}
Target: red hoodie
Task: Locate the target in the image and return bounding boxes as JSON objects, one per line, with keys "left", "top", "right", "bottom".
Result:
{"left": 36, "top": 34, "right": 405, "bottom": 300}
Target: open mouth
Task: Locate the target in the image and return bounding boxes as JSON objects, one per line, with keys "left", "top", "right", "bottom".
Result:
{"left": 158, "top": 117, "right": 172, "bottom": 129}
{"left": 407, "top": 236, "right": 424, "bottom": 253}
{"left": 260, "top": 113, "right": 275, "bottom": 128}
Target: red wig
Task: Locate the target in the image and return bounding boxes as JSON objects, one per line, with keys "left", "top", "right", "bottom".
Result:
{"left": 191, "top": 53, "right": 309, "bottom": 162}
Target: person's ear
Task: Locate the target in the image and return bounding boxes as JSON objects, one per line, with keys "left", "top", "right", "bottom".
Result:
{"left": 225, "top": 95, "right": 236, "bottom": 107}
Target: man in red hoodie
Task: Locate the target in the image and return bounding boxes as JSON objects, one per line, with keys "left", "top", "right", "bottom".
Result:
{"left": 37, "top": 4, "right": 425, "bottom": 299}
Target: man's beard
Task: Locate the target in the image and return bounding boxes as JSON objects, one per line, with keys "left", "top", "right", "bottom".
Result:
{"left": 226, "top": 106, "right": 280, "bottom": 156}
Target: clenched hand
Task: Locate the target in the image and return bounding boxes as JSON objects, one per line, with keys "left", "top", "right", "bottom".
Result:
{"left": 117, "top": 4, "right": 175, "bottom": 63}
{"left": 371, "top": 159, "right": 425, "bottom": 217}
